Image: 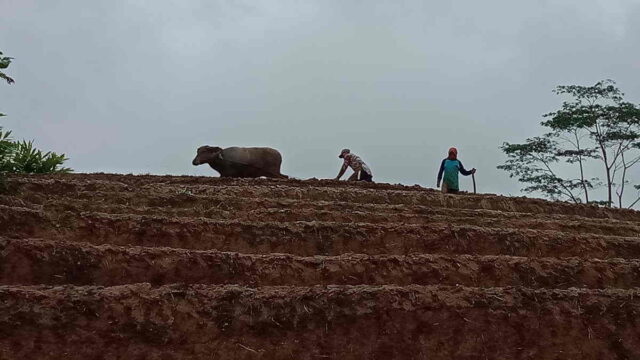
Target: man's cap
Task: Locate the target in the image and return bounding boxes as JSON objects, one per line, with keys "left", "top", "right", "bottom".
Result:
{"left": 339, "top": 148, "right": 351, "bottom": 158}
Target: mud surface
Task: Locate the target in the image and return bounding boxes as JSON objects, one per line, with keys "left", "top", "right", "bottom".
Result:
{"left": 1, "top": 284, "right": 640, "bottom": 360}
{"left": 2, "top": 238, "right": 640, "bottom": 289}
{"left": 1, "top": 173, "right": 640, "bottom": 359}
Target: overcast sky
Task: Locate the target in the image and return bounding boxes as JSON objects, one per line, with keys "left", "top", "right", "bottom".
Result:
{"left": 2, "top": 0, "right": 640, "bottom": 198}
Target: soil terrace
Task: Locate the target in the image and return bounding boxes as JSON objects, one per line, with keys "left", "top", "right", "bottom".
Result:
{"left": 1, "top": 173, "right": 639, "bottom": 359}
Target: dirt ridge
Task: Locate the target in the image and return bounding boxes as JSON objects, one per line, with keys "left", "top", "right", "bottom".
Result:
{"left": 0, "top": 284, "right": 639, "bottom": 360}
{"left": 2, "top": 238, "right": 640, "bottom": 288}
{"left": 8, "top": 175, "right": 640, "bottom": 221}
{"left": 3, "top": 205, "right": 640, "bottom": 259}
{"left": 5, "top": 194, "right": 640, "bottom": 237}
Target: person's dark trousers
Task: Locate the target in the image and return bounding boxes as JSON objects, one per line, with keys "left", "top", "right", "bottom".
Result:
{"left": 359, "top": 171, "right": 373, "bottom": 182}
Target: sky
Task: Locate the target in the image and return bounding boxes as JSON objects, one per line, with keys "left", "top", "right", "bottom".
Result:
{"left": 1, "top": 0, "right": 640, "bottom": 200}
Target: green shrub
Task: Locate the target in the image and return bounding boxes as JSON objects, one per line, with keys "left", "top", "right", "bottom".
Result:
{"left": 9, "top": 140, "right": 71, "bottom": 173}
{"left": 0, "top": 126, "right": 71, "bottom": 183}
{"left": 0, "top": 127, "right": 14, "bottom": 173}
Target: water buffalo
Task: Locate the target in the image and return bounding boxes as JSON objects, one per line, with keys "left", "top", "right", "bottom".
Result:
{"left": 192, "top": 146, "right": 287, "bottom": 178}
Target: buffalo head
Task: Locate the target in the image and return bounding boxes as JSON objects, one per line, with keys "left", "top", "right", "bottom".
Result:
{"left": 192, "top": 146, "right": 223, "bottom": 166}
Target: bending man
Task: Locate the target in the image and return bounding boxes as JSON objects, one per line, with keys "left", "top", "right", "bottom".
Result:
{"left": 335, "top": 149, "right": 373, "bottom": 182}
{"left": 436, "top": 147, "right": 475, "bottom": 193}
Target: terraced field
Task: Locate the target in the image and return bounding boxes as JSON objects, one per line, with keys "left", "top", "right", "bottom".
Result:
{"left": 1, "top": 173, "right": 640, "bottom": 359}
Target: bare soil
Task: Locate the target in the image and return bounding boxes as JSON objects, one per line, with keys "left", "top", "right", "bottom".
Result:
{"left": 1, "top": 173, "right": 640, "bottom": 359}
{"left": 2, "top": 238, "right": 640, "bottom": 289}
{"left": 1, "top": 284, "right": 639, "bottom": 360}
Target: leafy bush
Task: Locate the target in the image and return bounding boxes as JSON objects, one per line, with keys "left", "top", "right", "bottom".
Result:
{"left": 0, "top": 126, "right": 71, "bottom": 176}
{"left": 0, "top": 127, "right": 15, "bottom": 172}
{"left": 10, "top": 140, "right": 70, "bottom": 173}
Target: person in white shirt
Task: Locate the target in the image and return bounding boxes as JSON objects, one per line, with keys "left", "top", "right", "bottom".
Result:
{"left": 335, "top": 149, "right": 373, "bottom": 182}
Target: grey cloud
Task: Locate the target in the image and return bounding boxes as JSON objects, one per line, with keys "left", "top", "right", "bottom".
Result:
{"left": 1, "top": 0, "right": 639, "bottom": 199}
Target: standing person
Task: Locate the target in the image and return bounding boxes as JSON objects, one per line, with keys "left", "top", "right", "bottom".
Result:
{"left": 335, "top": 149, "right": 373, "bottom": 182}
{"left": 437, "top": 147, "right": 476, "bottom": 193}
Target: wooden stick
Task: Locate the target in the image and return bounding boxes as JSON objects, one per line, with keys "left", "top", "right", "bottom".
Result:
{"left": 472, "top": 173, "right": 477, "bottom": 194}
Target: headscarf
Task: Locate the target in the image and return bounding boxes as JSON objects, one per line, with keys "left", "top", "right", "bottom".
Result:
{"left": 448, "top": 147, "right": 458, "bottom": 160}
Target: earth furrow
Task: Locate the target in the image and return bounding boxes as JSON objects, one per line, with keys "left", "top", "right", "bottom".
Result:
{"left": 0, "top": 284, "right": 638, "bottom": 360}
{"left": 2, "top": 238, "right": 640, "bottom": 289}
{"left": 8, "top": 176, "right": 640, "bottom": 221}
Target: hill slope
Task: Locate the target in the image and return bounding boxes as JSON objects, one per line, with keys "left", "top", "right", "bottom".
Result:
{"left": 1, "top": 173, "right": 639, "bottom": 359}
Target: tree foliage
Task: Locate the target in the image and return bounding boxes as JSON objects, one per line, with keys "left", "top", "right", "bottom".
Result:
{"left": 0, "top": 51, "right": 14, "bottom": 84}
{"left": 499, "top": 80, "right": 640, "bottom": 208}
{"left": 0, "top": 51, "right": 13, "bottom": 117}
{"left": 0, "top": 51, "right": 14, "bottom": 86}
{"left": 498, "top": 136, "right": 595, "bottom": 202}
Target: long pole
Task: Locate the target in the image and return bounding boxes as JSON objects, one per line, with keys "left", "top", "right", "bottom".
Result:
{"left": 472, "top": 173, "right": 477, "bottom": 194}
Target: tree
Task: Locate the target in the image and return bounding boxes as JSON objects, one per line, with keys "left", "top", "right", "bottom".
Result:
{"left": 0, "top": 51, "right": 14, "bottom": 117}
{"left": 499, "top": 80, "right": 640, "bottom": 208}
{"left": 0, "top": 51, "right": 14, "bottom": 86}
{"left": 498, "top": 136, "right": 592, "bottom": 203}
